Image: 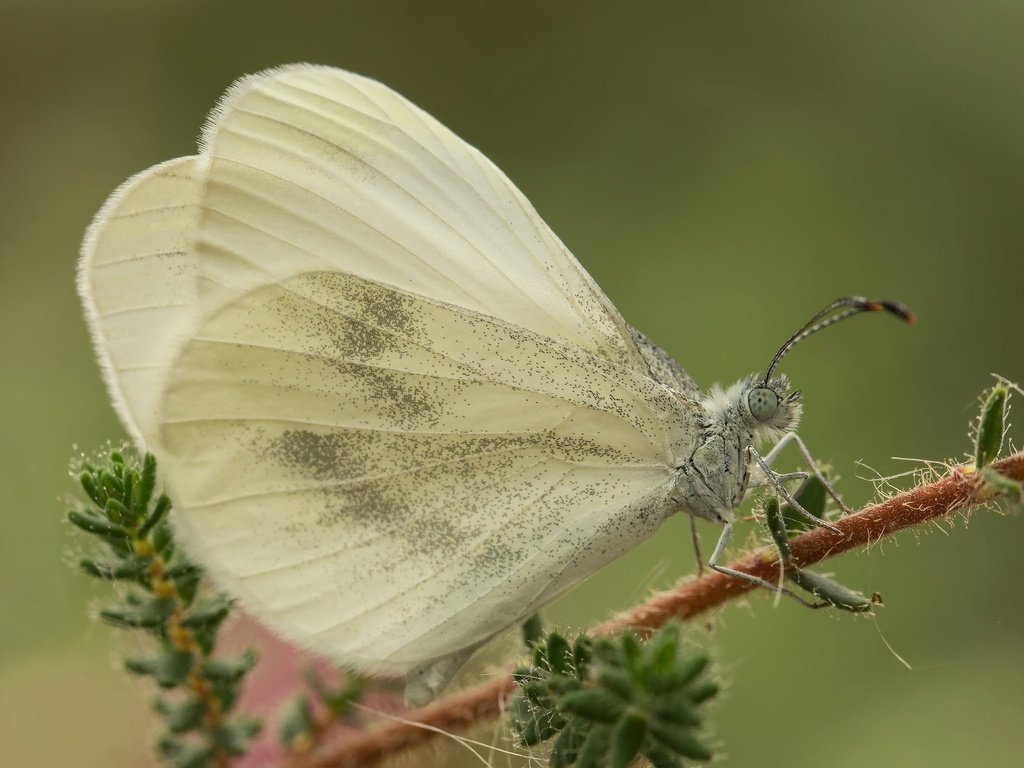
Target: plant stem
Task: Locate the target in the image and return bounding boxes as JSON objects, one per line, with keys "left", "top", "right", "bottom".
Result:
{"left": 285, "top": 452, "right": 1024, "bottom": 768}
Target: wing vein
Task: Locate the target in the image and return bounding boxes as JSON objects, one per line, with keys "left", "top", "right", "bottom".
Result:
{"left": 220, "top": 105, "right": 574, "bottom": 332}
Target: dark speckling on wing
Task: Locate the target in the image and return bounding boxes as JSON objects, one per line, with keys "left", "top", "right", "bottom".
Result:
{"left": 159, "top": 270, "right": 699, "bottom": 667}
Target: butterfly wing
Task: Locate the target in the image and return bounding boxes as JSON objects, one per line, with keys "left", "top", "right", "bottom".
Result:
{"left": 158, "top": 270, "right": 686, "bottom": 670}
{"left": 194, "top": 64, "right": 646, "bottom": 374}
{"left": 78, "top": 156, "right": 203, "bottom": 445}
{"left": 80, "top": 65, "right": 698, "bottom": 673}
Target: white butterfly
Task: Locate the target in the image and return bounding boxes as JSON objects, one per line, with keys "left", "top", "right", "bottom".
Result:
{"left": 78, "top": 64, "right": 911, "bottom": 704}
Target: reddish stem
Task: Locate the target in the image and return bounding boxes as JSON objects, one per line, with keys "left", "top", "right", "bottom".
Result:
{"left": 288, "top": 453, "right": 1024, "bottom": 768}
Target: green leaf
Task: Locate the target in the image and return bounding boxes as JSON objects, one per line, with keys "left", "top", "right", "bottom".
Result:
{"left": 121, "top": 470, "right": 135, "bottom": 517}
{"left": 547, "top": 675, "right": 584, "bottom": 696}
{"left": 211, "top": 679, "right": 241, "bottom": 713}
{"left": 79, "top": 471, "right": 106, "bottom": 507}
{"left": 620, "top": 632, "right": 642, "bottom": 669}
{"left": 278, "top": 696, "right": 316, "bottom": 753}
{"left": 301, "top": 668, "right": 364, "bottom": 716}
{"left": 597, "top": 667, "right": 635, "bottom": 702}
{"left": 164, "top": 560, "right": 200, "bottom": 580}
{"left": 214, "top": 717, "right": 262, "bottom": 755}
{"left": 782, "top": 475, "right": 828, "bottom": 533}
{"left": 516, "top": 713, "right": 544, "bottom": 747}
{"left": 124, "top": 656, "right": 159, "bottom": 677}
{"left": 168, "top": 741, "right": 214, "bottom": 768}
{"left": 646, "top": 743, "right": 685, "bottom": 768}
{"left": 640, "top": 621, "right": 679, "bottom": 676}
{"left": 67, "top": 509, "right": 129, "bottom": 540}
{"left": 327, "top": 679, "right": 365, "bottom": 716}
{"left": 546, "top": 633, "right": 570, "bottom": 674}
{"left": 575, "top": 725, "right": 611, "bottom": 768}
{"left": 151, "top": 518, "right": 175, "bottom": 560}
{"left": 671, "top": 653, "right": 709, "bottom": 687}
{"left": 155, "top": 695, "right": 206, "bottom": 733}
{"left": 139, "top": 494, "right": 171, "bottom": 538}
{"left": 155, "top": 647, "right": 195, "bottom": 688}
{"left": 649, "top": 719, "right": 712, "bottom": 760}
{"left": 518, "top": 711, "right": 562, "bottom": 747}
{"left": 521, "top": 613, "right": 544, "bottom": 649}
{"left": 98, "top": 469, "right": 124, "bottom": 500}
{"left": 572, "top": 635, "right": 592, "bottom": 675}
{"left": 651, "top": 692, "right": 702, "bottom": 726}
{"left": 202, "top": 651, "right": 257, "bottom": 682}
{"left": 520, "top": 679, "right": 549, "bottom": 706}
{"left": 100, "top": 597, "right": 175, "bottom": 629}
{"left": 549, "top": 721, "right": 584, "bottom": 768}
{"left": 191, "top": 626, "right": 219, "bottom": 657}
{"left": 155, "top": 734, "right": 183, "bottom": 761}
{"left": 687, "top": 680, "right": 720, "bottom": 704}
{"left": 79, "top": 555, "right": 150, "bottom": 581}
{"left": 180, "top": 601, "right": 231, "bottom": 630}
{"left": 137, "top": 453, "right": 158, "bottom": 510}
{"left": 512, "top": 666, "right": 533, "bottom": 685}
{"left": 592, "top": 637, "right": 620, "bottom": 665}
{"left": 174, "top": 567, "right": 201, "bottom": 606}
{"left": 559, "top": 689, "right": 626, "bottom": 724}
{"left": 975, "top": 385, "right": 1008, "bottom": 469}
{"left": 532, "top": 643, "right": 546, "bottom": 669}
{"left": 610, "top": 711, "right": 647, "bottom": 768}
{"left": 645, "top": 644, "right": 710, "bottom": 695}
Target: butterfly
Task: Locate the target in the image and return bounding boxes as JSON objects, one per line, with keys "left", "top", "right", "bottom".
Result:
{"left": 78, "top": 64, "right": 912, "bottom": 704}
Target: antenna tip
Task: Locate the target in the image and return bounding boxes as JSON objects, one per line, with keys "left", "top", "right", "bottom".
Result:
{"left": 865, "top": 299, "right": 916, "bottom": 325}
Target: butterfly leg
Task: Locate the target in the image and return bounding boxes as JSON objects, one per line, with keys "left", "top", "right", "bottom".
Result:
{"left": 707, "top": 521, "right": 822, "bottom": 607}
{"left": 760, "top": 432, "right": 853, "bottom": 515}
{"left": 749, "top": 446, "right": 842, "bottom": 533}
{"left": 689, "top": 514, "right": 704, "bottom": 576}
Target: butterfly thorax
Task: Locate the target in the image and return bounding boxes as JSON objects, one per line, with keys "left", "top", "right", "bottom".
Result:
{"left": 674, "top": 424, "right": 753, "bottom": 524}
{"left": 671, "top": 376, "right": 801, "bottom": 525}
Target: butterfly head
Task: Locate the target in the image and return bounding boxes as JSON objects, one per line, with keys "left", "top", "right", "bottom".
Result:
{"left": 744, "top": 376, "right": 802, "bottom": 441}
{"left": 700, "top": 374, "right": 801, "bottom": 447}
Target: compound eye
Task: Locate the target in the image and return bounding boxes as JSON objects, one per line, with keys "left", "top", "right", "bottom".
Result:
{"left": 748, "top": 387, "right": 780, "bottom": 422}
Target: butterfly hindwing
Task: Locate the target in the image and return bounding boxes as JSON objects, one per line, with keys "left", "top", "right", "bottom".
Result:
{"left": 78, "top": 156, "right": 203, "bottom": 444}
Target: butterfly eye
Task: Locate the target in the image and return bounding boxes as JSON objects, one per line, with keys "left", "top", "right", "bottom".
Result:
{"left": 748, "top": 387, "right": 780, "bottom": 422}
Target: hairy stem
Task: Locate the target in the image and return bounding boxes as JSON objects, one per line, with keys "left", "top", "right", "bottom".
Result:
{"left": 287, "top": 452, "right": 1024, "bottom": 768}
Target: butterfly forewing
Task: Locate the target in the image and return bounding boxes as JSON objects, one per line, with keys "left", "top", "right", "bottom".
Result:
{"left": 195, "top": 65, "right": 644, "bottom": 372}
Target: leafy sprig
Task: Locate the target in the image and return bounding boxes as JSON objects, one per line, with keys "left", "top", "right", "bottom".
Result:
{"left": 511, "top": 622, "right": 717, "bottom": 768}
{"left": 277, "top": 668, "right": 365, "bottom": 755}
{"left": 973, "top": 380, "right": 1023, "bottom": 506}
{"left": 68, "top": 450, "right": 259, "bottom": 768}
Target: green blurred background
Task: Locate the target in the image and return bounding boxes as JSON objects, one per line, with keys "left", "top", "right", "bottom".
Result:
{"left": 2, "top": 1, "right": 1022, "bottom": 766}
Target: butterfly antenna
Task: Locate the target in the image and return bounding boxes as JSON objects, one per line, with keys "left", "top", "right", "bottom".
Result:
{"left": 762, "top": 297, "right": 916, "bottom": 386}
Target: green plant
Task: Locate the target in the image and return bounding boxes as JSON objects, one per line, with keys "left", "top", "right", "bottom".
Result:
{"left": 69, "top": 450, "right": 260, "bottom": 768}
{"left": 512, "top": 623, "right": 717, "bottom": 768}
